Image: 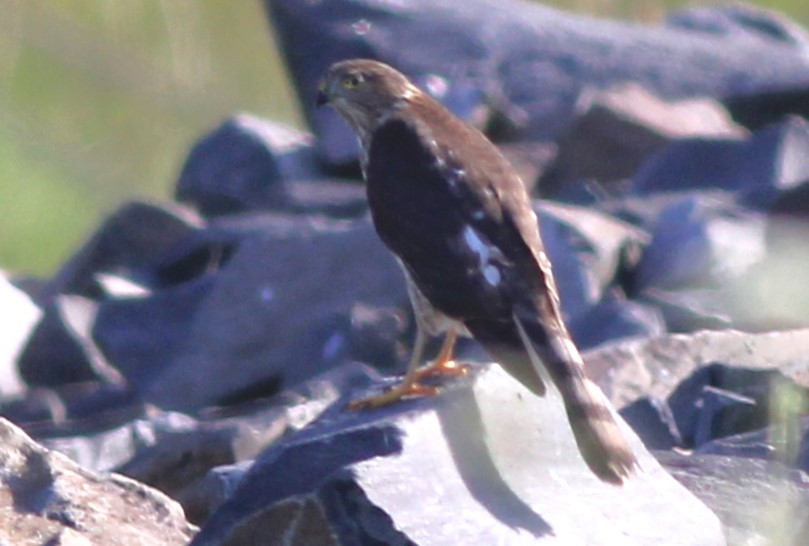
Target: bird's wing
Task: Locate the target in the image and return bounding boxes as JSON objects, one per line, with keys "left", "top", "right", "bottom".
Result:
{"left": 413, "top": 105, "right": 582, "bottom": 370}
{"left": 423, "top": 110, "right": 569, "bottom": 331}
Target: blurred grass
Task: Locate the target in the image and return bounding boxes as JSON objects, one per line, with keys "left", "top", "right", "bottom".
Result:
{"left": 0, "top": 0, "right": 807, "bottom": 276}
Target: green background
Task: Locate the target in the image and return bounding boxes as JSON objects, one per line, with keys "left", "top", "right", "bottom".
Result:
{"left": 2, "top": 1, "right": 807, "bottom": 276}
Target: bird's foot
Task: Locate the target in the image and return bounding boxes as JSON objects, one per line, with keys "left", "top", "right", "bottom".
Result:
{"left": 414, "top": 359, "right": 470, "bottom": 380}
{"left": 348, "top": 380, "right": 440, "bottom": 410}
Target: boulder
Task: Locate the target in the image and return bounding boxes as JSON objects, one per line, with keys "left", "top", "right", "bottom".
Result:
{"left": 92, "top": 214, "right": 407, "bottom": 411}
{"left": 17, "top": 201, "right": 203, "bottom": 389}
{"left": 176, "top": 115, "right": 329, "bottom": 216}
{"left": 582, "top": 328, "right": 809, "bottom": 408}
{"left": 265, "top": 0, "right": 809, "bottom": 166}
{"left": 191, "top": 363, "right": 724, "bottom": 545}
{"left": 537, "top": 200, "right": 649, "bottom": 331}
{"left": 632, "top": 116, "right": 809, "bottom": 209}
{"left": 724, "top": 86, "right": 809, "bottom": 131}
{"left": 666, "top": 364, "right": 809, "bottom": 449}
{"left": 539, "top": 84, "right": 746, "bottom": 197}
{"left": 0, "top": 417, "right": 196, "bottom": 545}
{"left": 657, "top": 451, "right": 809, "bottom": 545}
{"left": 632, "top": 194, "right": 765, "bottom": 291}
{"left": 0, "top": 274, "right": 39, "bottom": 399}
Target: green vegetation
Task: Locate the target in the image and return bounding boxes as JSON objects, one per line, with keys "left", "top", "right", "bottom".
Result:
{"left": 1, "top": 1, "right": 807, "bottom": 276}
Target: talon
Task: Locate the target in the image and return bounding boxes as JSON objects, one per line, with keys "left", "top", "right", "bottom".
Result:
{"left": 349, "top": 381, "right": 440, "bottom": 410}
{"left": 415, "top": 359, "right": 470, "bottom": 380}
{"left": 413, "top": 328, "right": 468, "bottom": 380}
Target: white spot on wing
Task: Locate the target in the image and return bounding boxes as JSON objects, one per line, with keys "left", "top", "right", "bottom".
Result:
{"left": 463, "top": 225, "right": 491, "bottom": 262}
{"left": 462, "top": 225, "right": 501, "bottom": 287}
{"left": 483, "top": 265, "right": 501, "bottom": 286}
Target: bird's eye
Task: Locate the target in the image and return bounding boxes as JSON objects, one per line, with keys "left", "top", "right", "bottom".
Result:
{"left": 342, "top": 74, "right": 363, "bottom": 89}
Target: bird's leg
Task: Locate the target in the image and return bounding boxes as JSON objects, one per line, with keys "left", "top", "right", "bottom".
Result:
{"left": 413, "top": 327, "right": 469, "bottom": 379}
{"left": 349, "top": 326, "right": 439, "bottom": 410}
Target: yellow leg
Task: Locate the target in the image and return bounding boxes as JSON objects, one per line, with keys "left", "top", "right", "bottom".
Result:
{"left": 413, "top": 327, "right": 469, "bottom": 380}
{"left": 349, "top": 326, "right": 439, "bottom": 409}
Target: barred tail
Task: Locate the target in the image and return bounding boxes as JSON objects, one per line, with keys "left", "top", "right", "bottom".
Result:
{"left": 513, "top": 315, "right": 638, "bottom": 485}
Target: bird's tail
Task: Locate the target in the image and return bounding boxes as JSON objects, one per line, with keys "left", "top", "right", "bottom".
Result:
{"left": 513, "top": 314, "right": 639, "bottom": 485}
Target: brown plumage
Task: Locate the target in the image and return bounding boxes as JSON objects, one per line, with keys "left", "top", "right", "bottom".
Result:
{"left": 318, "top": 59, "right": 638, "bottom": 484}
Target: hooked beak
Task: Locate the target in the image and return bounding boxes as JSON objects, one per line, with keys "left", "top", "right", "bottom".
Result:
{"left": 316, "top": 81, "right": 330, "bottom": 107}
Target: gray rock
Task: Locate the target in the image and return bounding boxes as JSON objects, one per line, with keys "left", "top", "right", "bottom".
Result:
{"left": 570, "top": 295, "right": 665, "bottom": 350}
{"left": 666, "top": 364, "right": 809, "bottom": 449}
{"left": 176, "top": 115, "right": 328, "bottom": 216}
{"left": 633, "top": 195, "right": 765, "bottom": 291}
{"left": 620, "top": 396, "right": 682, "bottom": 450}
{"left": 39, "top": 200, "right": 203, "bottom": 303}
{"left": 538, "top": 200, "right": 649, "bottom": 326}
{"left": 178, "top": 460, "right": 254, "bottom": 525}
{"left": 632, "top": 116, "right": 809, "bottom": 209}
{"left": 656, "top": 451, "right": 809, "bottom": 545}
{"left": 724, "top": 86, "right": 809, "bottom": 131}
{"left": 94, "top": 276, "right": 216, "bottom": 395}
{"left": 695, "top": 416, "right": 809, "bottom": 471}
{"left": 192, "top": 363, "right": 724, "bottom": 545}
{"left": 114, "top": 215, "right": 406, "bottom": 410}
{"left": 0, "top": 274, "right": 39, "bottom": 399}
{"left": 265, "top": 0, "right": 809, "bottom": 166}
{"left": 18, "top": 201, "right": 203, "bottom": 388}
{"left": 0, "top": 417, "right": 196, "bottom": 545}
{"left": 540, "top": 84, "right": 746, "bottom": 197}
{"left": 2, "top": 382, "right": 141, "bottom": 437}
{"left": 285, "top": 179, "right": 368, "bottom": 218}
{"left": 583, "top": 328, "right": 809, "bottom": 409}
{"left": 639, "top": 288, "right": 732, "bottom": 333}
{"left": 726, "top": 210, "right": 809, "bottom": 331}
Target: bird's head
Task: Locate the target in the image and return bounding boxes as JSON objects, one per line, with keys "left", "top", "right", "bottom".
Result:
{"left": 316, "top": 59, "right": 420, "bottom": 135}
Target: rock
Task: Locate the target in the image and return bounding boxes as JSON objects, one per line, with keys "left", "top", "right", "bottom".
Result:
{"left": 41, "top": 411, "right": 204, "bottom": 475}
{"left": 726, "top": 205, "right": 809, "bottom": 331}
{"left": 113, "top": 415, "right": 283, "bottom": 518}
{"left": 583, "top": 328, "right": 809, "bottom": 409}
{"left": 2, "top": 382, "right": 142, "bottom": 438}
{"left": 619, "top": 397, "right": 682, "bottom": 450}
{"left": 695, "top": 416, "right": 809, "bottom": 470}
{"left": 176, "top": 115, "right": 328, "bottom": 216}
{"left": 265, "top": 0, "right": 809, "bottom": 166}
{"left": 0, "top": 417, "right": 196, "bottom": 545}
{"left": 92, "top": 214, "right": 407, "bottom": 411}
{"left": 632, "top": 194, "right": 765, "bottom": 291}
{"left": 284, "top": 179, "right": 368, "bottom": 218}
{"left": 0, "top": 274, "right": 39, "bottom": 399}
{"left": 178, "top": 460, "right": 254, "bottom": 525}
{"left": 632, "top": 116, "right": 809, "bottom": 209}
{"left": 666, "top": 363, "right": 809, "bottom": 449}
{"left": 537, "top": 200, "right": 649, "bottom": 325}
{"left": 17, "top": 202, "right": 203, "bottom": 389}
{"left": 656, "top": 450, "right": 809, "bottom": 545}
{"left": 38, "top": 200, "right": 203, "bottom": 303}
{"left": 570, "top": 295, "right": 665, "bottom": 350}
{"left": 18, "top": 299, "right": 109, "bottom": 388}
{"left": 665, "top": 3, "right": 809, "bottom": 48}
{"left": 639, "top": 288, "right": 732, "bottom": 333}
{"left": 343, "top": 303, "right": 407, "bottom": 371}
{"left": 94, "top": 277, "right": 216, "bottom": 395}
{"left": 724, "top": 86, "right": 809, "bottom": 131}
{"left": 539, "top": 84, "right": 746, "bottom": 197}
{"left": 36, "top": 364, "right": 352, "bottom": 529}
{"left": 191, "top": 363, "right": 723, "bottom": 545}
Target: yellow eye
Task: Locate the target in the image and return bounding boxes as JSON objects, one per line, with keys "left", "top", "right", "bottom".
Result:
{"left": 342, "top": 74, "right": 363, "bottom": 89}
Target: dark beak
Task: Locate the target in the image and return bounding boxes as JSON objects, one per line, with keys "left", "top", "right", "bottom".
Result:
{"left": 316, "top": 86, "right": 329, "bottom": 107}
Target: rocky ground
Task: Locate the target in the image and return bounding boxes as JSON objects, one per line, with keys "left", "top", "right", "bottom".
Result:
{"left": 3, "top": 0, "right": 809, "bottom": 544}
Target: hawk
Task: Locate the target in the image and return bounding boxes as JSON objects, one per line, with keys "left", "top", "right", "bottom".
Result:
{"left": 317, "top": 59, "right": 637, "bottom": 484}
